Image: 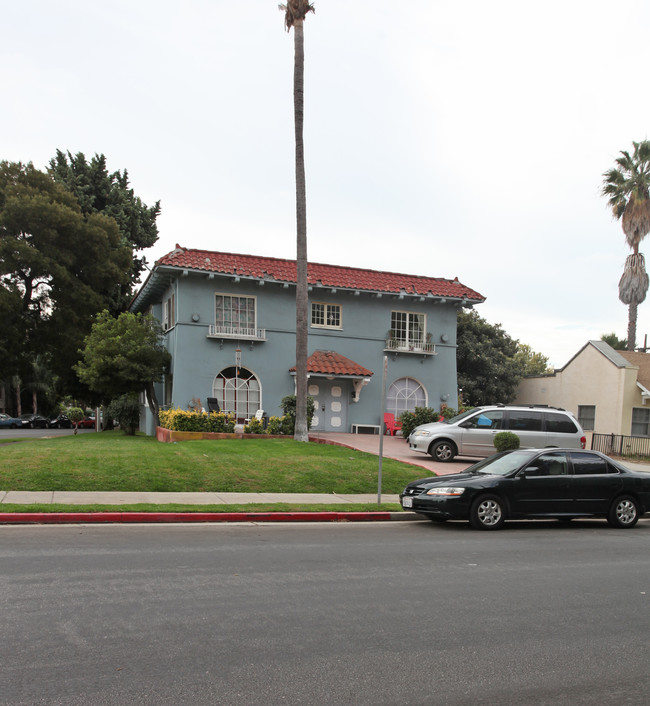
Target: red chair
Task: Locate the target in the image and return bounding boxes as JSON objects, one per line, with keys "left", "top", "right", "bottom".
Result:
{"left": 384, "top": 413, "right": 402, "bottom": 436}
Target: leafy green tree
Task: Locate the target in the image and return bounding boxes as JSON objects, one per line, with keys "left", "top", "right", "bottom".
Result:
{"left": 280, "top": 1, "right": 315, "bottom": 443}
{"left": 456, "top": 311, "right": 522, "bottom": 406}
{"left": 514, "top": 344, "right": 551, "bottom": 376}
{"left": 75, "top": 311, "right": 171, "bottom": 426}
{"left": 601, "top": 332, "right": 627, "bottom": 350}
{"left": 0, "top": 161, "right": 133, "bottom": 391}
{"left": 49, "top": 150, "right": 161, "bottom": 313}
{"left": 602, "top": 140, "right": 650, "bottom": 350}
{"left": 107, "top": 394, "right": 140, "bottom": 436}
{"left": 67, "top": 406, "right": 84, "bottom": 435}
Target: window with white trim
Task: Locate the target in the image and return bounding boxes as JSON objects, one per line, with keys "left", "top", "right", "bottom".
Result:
{"left": 215, "top": 294, "right": 256, "bottom": 335}
{"left": 213, "top": 367, "right": 260, "bottom": 420}
{"left": 387, "top": 377, "right": 427, "bottom": 416}
{"left": 390, "top": 311, "right": 424, "bottom": 349}
{"left": 311, "top": 302, "right": 341, "bottom": 329}
{"left": 162, "top": 294, "right": 175, "bottom": 331}
{"left": 577, "top": 405, "right": 595, "bottom": 432}
{"left": 631, "top": 407, "right": 650, "bottom": 437}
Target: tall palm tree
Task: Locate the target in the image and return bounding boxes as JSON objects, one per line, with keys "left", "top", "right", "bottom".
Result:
{"left": 602, "top": 140, "right": 650, "bottom": 350}
{"left": 280, "top": 1, "right": 315, "bottom": 441}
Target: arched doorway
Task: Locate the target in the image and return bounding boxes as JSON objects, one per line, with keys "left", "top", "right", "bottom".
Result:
{"left": 387, "top": 377, "right": 427, "bottom": 417}
{"left": 213, "top": 367, "right": 260, "bottom": 422}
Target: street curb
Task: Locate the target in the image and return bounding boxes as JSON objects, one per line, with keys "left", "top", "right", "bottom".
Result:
{"left": 0, "top": 511, "right": 423, "bottom": 525}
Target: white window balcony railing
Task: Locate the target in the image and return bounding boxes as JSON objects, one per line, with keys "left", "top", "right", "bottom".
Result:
{"left": 208, "top": 324, "right": 267, "bottom": 341}
{"left": 384, "top": 338, "right": 437, "bottom": 355}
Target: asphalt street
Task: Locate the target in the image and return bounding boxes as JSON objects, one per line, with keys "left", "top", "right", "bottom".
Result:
{"left": 1, "top": 520, "right": 649, "bottom": 705}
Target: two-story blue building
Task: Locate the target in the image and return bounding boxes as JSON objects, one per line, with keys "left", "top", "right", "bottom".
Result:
{"left": 130, "top": 245, "right": 485, "bottom": 435}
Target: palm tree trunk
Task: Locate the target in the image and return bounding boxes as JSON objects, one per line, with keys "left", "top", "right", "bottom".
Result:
{"left": 293, "top": 17, "right": 309, "bottom": 442}
{"left": 627, "top": 300, "right": 638, "bottom": 351}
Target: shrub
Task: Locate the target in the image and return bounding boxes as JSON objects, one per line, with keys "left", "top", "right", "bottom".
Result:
{"left": 280, "top": 395, "right": 316, "bottom": 433}
{"left": 106, "top": 395, "right": 140, "bottom": 436}
{"left": 398, "top": 406, "right": 440, "bottom": 440}
{"left": 493, "top": 431, "right": 520, "bottom": 452}
{"left": 158, "top": 408, "right": 235, "bottom": 433}
{"left": 439, "top": 406, "right": 458, "bottom": 420}
{"left": 266, "top": 416, "right": 286, "bottom": 435}
{"left": 67, "top": 406, "right": 84, "bottom": 435}
{"left": 244, "top": 417, "right": 265, "bottom": 434}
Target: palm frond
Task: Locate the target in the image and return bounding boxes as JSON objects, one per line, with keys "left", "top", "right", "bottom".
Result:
{"left": 622, "top": 195, "right": 650, "bottom": 250}
{"left": 619, "top": 253, "right": 649, "bottom": 305}
{"left": 279, "top": 0, "right": 315, "bottom": 31}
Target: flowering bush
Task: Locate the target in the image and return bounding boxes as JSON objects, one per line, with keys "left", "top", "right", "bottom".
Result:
{"left": 266, "top": 415, "right": 293, "bottom": 435}
{"left": 158, "top": 408, "right": 235, "bottom": 433}
{"left": 244, "top": 417, "right": 265, "bottom": 434}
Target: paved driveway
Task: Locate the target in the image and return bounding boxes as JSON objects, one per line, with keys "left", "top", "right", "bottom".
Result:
{"left": 312, "top": 431, "right": 476, "bottom": 475}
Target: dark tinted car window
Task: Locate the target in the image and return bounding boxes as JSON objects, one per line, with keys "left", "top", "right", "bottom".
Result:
{"left": 465, "top": 411, "right": 503, "bottom": 430}
{"left": 507, "top": 411, "right": 543, "bottom": 432}
{"left": 544, "top": 412, "right": 578, "bottom": 434}
{"left": 522, "top": 452, "right": 568, "bottom": 477}
{"left": 569, "top": 452, "right": 613, "bottom": 475}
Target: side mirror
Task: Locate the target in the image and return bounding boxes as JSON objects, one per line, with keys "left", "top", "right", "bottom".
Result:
{"left": 519, "top": 466, "right": 539, "bottom": 479}
{"left": 459, "top": 421, "right": 472, "bottom": 429}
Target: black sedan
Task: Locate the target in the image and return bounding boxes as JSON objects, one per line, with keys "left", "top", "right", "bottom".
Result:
{"left": 400, "top": 448, "right": 650, "bottom": 530}
{"left": 48, "top": 414, "right": 72, "bottom": 429}
{"left": 20, "top": 414, "right": 49, "bottom": 429}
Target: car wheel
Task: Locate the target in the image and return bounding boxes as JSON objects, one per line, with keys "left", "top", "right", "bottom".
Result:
{"left": 429, "top": 440, "right": 456, "bottom": 462}
{"left": 470, "top": 495, "right": 505, "bottom": 530}
{"left": 607, "top": 496, "right": 639, "bottom": 529}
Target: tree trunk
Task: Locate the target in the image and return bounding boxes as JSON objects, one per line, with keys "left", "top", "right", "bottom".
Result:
{"left": 293, "top": 17, "right": 309, "bottom": 442}
{"left": 14, "top": 379, "right": 21, "bottom": 417}
{"left": 145, "top": 381, "right": 160, "bottom": 430}
{"left": 627, "top": 300, "right": 638, "bottom": 351}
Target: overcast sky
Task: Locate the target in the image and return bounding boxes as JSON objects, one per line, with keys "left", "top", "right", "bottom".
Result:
{"left": 4, "top": 0, "right": 650, "bottom": 367}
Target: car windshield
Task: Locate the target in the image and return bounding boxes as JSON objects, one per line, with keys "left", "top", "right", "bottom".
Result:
{"left": 443, "top": 408, "right": 480, "bottom": 425}
{"left": 468, "top": 450, "right": 538, "bottom": 476}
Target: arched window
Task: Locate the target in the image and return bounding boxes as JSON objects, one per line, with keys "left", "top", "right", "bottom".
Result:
{"left": 213, "top": 367, "right": 260, "bottom": 420}
{"left": 387, "top": 377, "right": 426, "bottom": 416}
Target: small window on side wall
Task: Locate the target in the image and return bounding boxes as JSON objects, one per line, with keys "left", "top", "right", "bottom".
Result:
{"left": 577, "top": 405, "right": 595, "bottom": 431}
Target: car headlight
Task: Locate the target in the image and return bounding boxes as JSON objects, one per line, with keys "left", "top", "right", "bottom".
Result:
{"left": 412, "top": 429, "right": 432, "bottom": 437}
{"left": 425, "top": 487, "right": 466, "bottom": 496}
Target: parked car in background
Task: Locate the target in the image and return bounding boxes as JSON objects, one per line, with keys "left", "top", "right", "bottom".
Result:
{"left": 20, "top": 414, "right": 49, "bottom": 429}
{"left": 48, "top": 414, "right": 72, "bottom": 429}
{"left": 77, "top": 417, "right": 96, "bottom": 429}
{"left": 0, "top": 413, "right": 22, "bottom": 429}
{"left": 400, "top": 448, "right": 650, "bottom": 530}
{"left": 408, "top": 404, "right": 586, "bottom": 462}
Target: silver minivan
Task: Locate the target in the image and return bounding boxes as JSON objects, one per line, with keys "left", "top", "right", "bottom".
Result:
{"left": 408, "top": 405, "right": 586, "bottom": 462}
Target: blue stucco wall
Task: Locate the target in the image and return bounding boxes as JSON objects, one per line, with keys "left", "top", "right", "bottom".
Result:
{"left": 140, "top": 270, "right": 463, "bottom": 435}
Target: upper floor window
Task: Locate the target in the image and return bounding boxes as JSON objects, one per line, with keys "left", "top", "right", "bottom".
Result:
{"left": 215, "top": 294, "right": 256, "bottom": 335}
{"left": 390, "top": 311, "right": 424, "bottom": 348}
{"left": 311, "top": 302, "right": 341, "bottom": 329}
{"left": 163, "top": 294, "right": 175, "bottom": 331}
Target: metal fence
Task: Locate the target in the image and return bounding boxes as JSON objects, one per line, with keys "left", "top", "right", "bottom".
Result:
{"left": 591, "top": 433, "right": 650, "bottom": 458}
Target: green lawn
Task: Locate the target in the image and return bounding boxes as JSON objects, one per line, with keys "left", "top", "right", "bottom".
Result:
{"left": 0, "top": 431, "right": 427, "bottom": 494}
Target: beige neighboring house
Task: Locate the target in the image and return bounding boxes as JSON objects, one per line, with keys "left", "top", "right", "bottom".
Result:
{"left": 515, "top": 340, "right": 650, "bottom": 443}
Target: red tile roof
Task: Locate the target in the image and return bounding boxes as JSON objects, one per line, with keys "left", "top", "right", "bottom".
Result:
{"left": 290, "top": 351, "right": 374, "bottom": 377}
{"left": 156, "top": 245, "right": 484, "bottom": 301}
